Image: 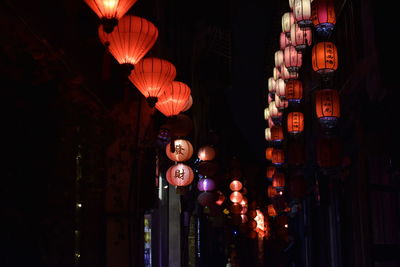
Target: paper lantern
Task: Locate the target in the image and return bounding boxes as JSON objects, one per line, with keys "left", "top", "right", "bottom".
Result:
{"left": 272, "top": 172, "right": 285, "bottom": 191}
{"left": 294, "top": 0, "right": 312, "bottom": 27}
{"left": 164, "top": 113, "right": 194, "bottom": 137}
{"left": 287, "top": 112, "right": 304, "bottom": 134}
{"left": 98, "top": 15, "right": 158, "bottom": 73}
{"left": 241, "top": 215, "right": 249, "bottom": 224}
{"left": 282, "top": 12, "right": 295, "bottom": 36}
{"left": 267, "top": 185, "right": 278, "bottom": 198}
{"left": 275, "top": 79, "right": 286, "bottom": 98}
{"left": 84, "top": 0, "right": 138, "bottom": 33}
{"left": 289, "top": 0, "right": 295, "bottom": 9}
{"left": 268, "top": 204, "right": 278, "bottom": 217}
{"left": 264, "top": 108, "right": 270, "bottom": 121}
{"left": 230, "top": 191, "right": 243, "bottom": 203}
{"left": 316, "top": 137, "right": 342, "bottom": 169}
{"left": 266, "top": 147, "right": 274, "bottom": 161}
{"left": 129, "top": 57, "right": 176, "bottom": 107}
{"left": 275, "top": 50, "right": 284, "bottom": 69}
{"left": 166, "top": 163, "right": 194, "bottom": 186}
{"left": 266, "top": 166, "right": 276, "bottom": 180}
{"left": 290, "top": 23, "right": 312, "bottom": 51}
{"left": 229, "top": 180, "right": 243, "bottom": 191}
{"left": 265, "top": 128, "right": 271, "bottom": 141}
{"left": 182, "top": 95, "right": 193, "bottom": 112}
{"left": 165, "top": 139, "right": 193, "bottom": 162}
{"left": 197, "top": 178, "right": 216, "bottom": 192}
{"left": 198, "top": 192, "right": 218, "bottom": 207}
{"left": 280, "top": 32, "right": 292, "bottom": 50}
{"left": 284, "top": 45, "right": 302, "bottom": 73}
{"left": 269, "top": 101, "right": 283, "bottom": 119}
{"left": 281, "top": 65, "right": 299, "bottom": 81}
{"left": 285, "top": 80, "right": 303, "bottom": 103}
{"left": 315, "top": 89, "right": 340, "bottom": 128}
{"left": 272, "top": 149, "right": 285, "bottom": 166}
{"left": 197, "top": 146, "right": 216, "bottom": 161}
{"left": 275, "top": 94, "right": 289, "bottom": 110}
{"left": 271, "top": 126, "right": 284, "bottom": 143}
{"left": 156, "top": 81, "right": 191, "bottom": 117}
{"left": 268, "top": 77, "right": 276, "bottom": 93}
{"left": 312, "top": 0, "right": 336, "bottom": 37}
{"left": 312, "top": 41, "right": 338, "bottom": 74}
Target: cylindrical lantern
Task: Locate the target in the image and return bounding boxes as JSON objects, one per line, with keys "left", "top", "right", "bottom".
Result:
{"left": 166, "top": 163, "right": 194, "bottom": 186}
{"left": 272, "top": 172, "right": 285, "bottom": 191}
{"left": 285, "top": 80, "right": 303, "bottom": 103}
{"left": 312, "top": 42, "right": 338, "bottom": 74}
{"left": 197, "top": 178, "right": 216, "bottom": 192}
{"left": 275, "top": 50, "right": 284, "bottom": 69}
{"left": 282, "top": 12, "right": 295, "bottom": 36}
{"left": 268, "top": 204, "right": 278, "bottom": 217}
{"left": 281, "top": 65, "right": 299, "bottom": 81}
{"left": 197, "top": 145, "right": 216, "bottom": 161}
{"left": 165, "top": 139, "right": 194, "bottom": 162}
{"left": 294, "top": 0, "right": 312, "bottom": 27}
{"left": 312, "top": 0, "right": 336, "bottom": 38}
{"left": 272, "top": 149, "right": 285, "bottom": 166}
{"left": 230, "top": 191, "right": 244, "bottom": 203}
{"left": 315, "top": 89, "right": 340, "bottom": 128}
{"left": 275, "top": 79, "right": 286, "bottom": 99}
{"left": 270, "top": 126, "right": 284, "bottom": 143}
{"left": 280, "top": 32, "right": 291, "bottom": 50}
{"left": 156, "top": 81, "right": 191, "bottom": 117}
{"left": 287, "top": 112, "right": 305, "bottom": 134}
{"left": 268, "top": 77, "right": 276, "bottom": 93}
{"left": 275, "top": 94, "right": 289, "bottom": 111}
{"left": 284, "top": 45, "right": 302, "bottom": 73}
{"left": 266, "top": 166, "right": 276, "bottom": 180}
{"left": 266, "top": 147, "right": 274, "bottom": 161}
{"left": 229, "top": 180, "right": 243, "bottom": 192}
{"left": 290, "top": 23, "right": 312, "bottom": 51}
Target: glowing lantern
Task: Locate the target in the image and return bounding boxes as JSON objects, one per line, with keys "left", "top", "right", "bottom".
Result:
{"left": 312, "top": 41, "right": 338, "bottom": 74}
{"left": 312, "top": 0, "right": 336, "bottom": 38}
{"left": 275, "top": 79, "right": 286, "bottom": 99}
{"left": 272, "top": 172, "right": 285, "bottom": 191}
{"left": 266, "top": 166, "right": 276, "bottom": 180}
{"left": 241, "top": 215, "right": 249, "bottom": 224}
{"left": 287, "top": 112, "right": 304, "bottom": 134}
{"left": 281, "top": 65, "right": 299, "bottom": 81}
{"left": 230, "top": 191, "right": 243, "bottom": 203}
{"left": 215, "top": 191, "right": 226, "bottom": 205}
{"left": 266, "top": 147, "right": 274, "bottom": 161}
{"left": 280, "top": 32, "right": 291, "bottom": 51}
{"left": 282, "top": 12, "right": 295, "bottom": 37}
{"left": 268, "top": 77, "right": 276, "bottom": 93}
{"left": 268, "top": 204, "right": 278, "bottom": 217}
{"left": 267, "top": 186, "right": 278, "bottom": 198}
{"left": 198, "top": 192, "right": 217, "bottom": 207}
{"left": 229, "top": 180, "right": 243, "bottom": 191}
{"left": 270, "top": 126, "right": 284, "bottom": 143}
{"left": 294, "top": 0, "right": 312, "bottom": 27}
{"left": 264, "top": 108, "right": 270, "bottom": 121}
{"left": 98, "top": 15, "right": 158, "bottom": 74}
{"left": 285, "top": 80, "right": 303, "bottom": 103}
{"left": 284, "top": 45, "right": 302, "bottom": 73}
{"left": 316, "top": 137, "right": 342, "bottom": 169}
{"left": 275, "top": 94, "right": 288, "bottom": 110}
{"left": 315, "top": 89, "right": 340, "bottom": 128}
{"left": 165, "top": 139, "right": 193, "bottom": 162}
{"left": 197, "top": 145, "right": 216, "bottom": 161}
{"left": 272, "top": 149, "right": 285, "bottom": 166}
{"left": 290, "top": 23, "right": 312, "bottom": 51}
{"left": 275, "top": 50, "right": 284, "bottom": 69}
{"left": 129, "top": 57, "right": 176, "bottom": 107}
{"left": 156, "top": 81, "right": 191, "bottom": 117}
{"left": 197, "top": 178, "right": 216, "bottom": 192}
{"left": 166, "top": 163, "right": 194, "bottom": 186}
{"left": 182, "top": 95, "right": 193, "bottom": 112}
{"left": 84, "top": 0, "right": 138, "bottom": 33}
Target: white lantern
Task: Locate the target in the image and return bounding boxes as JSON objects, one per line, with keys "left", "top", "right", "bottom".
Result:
{"left": 268, "top": 77, "right": 276, "bottom": 93}
{"left": 294, "top": 0, "right": 312, "bottom": 27}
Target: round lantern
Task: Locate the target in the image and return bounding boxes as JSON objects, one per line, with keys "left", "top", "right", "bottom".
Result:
{"left": 275, "top": 94, "right": 289, "bottom": 110}
{"left": 316, "top": 137, "right": 342, "bottom": 169}
{"left": 294, "top": 0, "right": 312, "bottom": 27}
{"left": 290, "top": 23, "right": 312, "bottom": 51}
{"left": 166, "top": 163, "right": 194, "bottom": 186}
{"left": 165, "top": 139, "right": 193, "bottom": 162}
{"left": 197, "top": 178, "right": 216, "bottom": 192}
{"left": 229, "top": 203, "right": 243, "bottom": 215}
{"left": 198, "top": 191, "right": 218, "bottom": 207}
{"left": 280, "top": 32, "right": 291, "bottom": 50}
{"left": 265, "top": 147, "right": 274, "bottom": 161}
{"left": 272, "top": 149, "right": 285, "bottom": 166}
{"left": 287, "top": 112, "right": 305, "bottom": 134}
{"left": 129, "top": 57, "right": 177, "bottom": 107}
{"left": 267, "top": 185, "right": 278, "bottom": 198}
{"left": 284, "top": 45, "right": 302, "bottom": 73}
{"left": 266, "top": 166, "right": 276, "bottom": 180}
{"left": 270, "top": 126, "right": 284, "bottom": 143}
{"left": 275, "top": 50, "right": 284, "bottom": 69}
{"left": 215, "top": 191, "right": 226, "bottom": 206}
{"left": 281, "top": 65, "right": 299, "bottom": 81}
{"left": 285, "top": 80, "right": 303, "bottom": 103}
{"left": 268, "top": 77, "right": 276, "bottom": 93}
{"left": 272, "top": 172, "right": 285, "bottom": 191}
{"left": 156, "top": 81, "right": 191, "bottom": 117}
{"left": 275, "top": 79, "right": 286, "bottom": 99}
{"left": 282, "top": 12, "right": 295, "bottom": 37}
{"left": 197, "top": 145, "right": 216, "bottom": 161}
{"left": 315, "top": 89, "right": 340, "bottom": 128}
{"left": 230, "top": 191, "right": 243, "bottom": 203}
{"left": 229, "top": 180, "right": 243, "bottom": 191}
{"left": 312, "top": 0, "right": 336, "bottom": 38}
{"left": 312, "top": 42, "right": 338, "bottom": 74}
{"left": 182, "top": 95, "right": 193, "bottom": 112}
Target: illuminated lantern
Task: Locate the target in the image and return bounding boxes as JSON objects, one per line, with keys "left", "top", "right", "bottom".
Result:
{"left": 182, "top": 95, "right": 193, "bottom": 112}
{"left": 265, "top": 128, "right": 271, "bottom": 141}
{"left": 280, "top": 32, "right": 291, "bottom": 50}
{"left": 264, "top": 107, "right": 270, "bottom": 121}
{"left": 98, "top": 15, "right": 158, "bottom": 74}
{"left": 267, "top": 185, "right": 278, "bottom": 198}
{"left": 165, "top": 139, "right": 193, "bottom": 162}
{"left": 282, "top": 12, "right": 295, "bottom": 37}
{"left": 156, "top": 81, "right": 191, "bottom": 117}
{"left": 284, "top": 45, "right": 302, "bottom": 73}
{"left": 275, "top": 50, "right": 284, "bottom": 69}
{"left": 230, "top": 191, "right": 243, "bottom": 203}
{"left": 230, "top": 203, "right": 243, "bottom": 215}
{"left": 281, "top": 65, "right": 299, "bottom": 81}
{"left": 312, "top": 0, "right": 336, "bottom": 38}
{"left": 166, "top": 163, "right": 194, "bottom": 186}
{"left": 294, "top": 0, "right": 312, "bottom": 27}
{"left": 275, "top": 79, "right": 286, "bottom": 99}
{"left": 229, "top": 180, "right": 243, "bottom": 191}
{"left": 266, "top": 166, "right": 276, "bottom": 180}
{"left": 315, "top": 89, "right": 340, "bottom": 128}
{"left": 316, "top": 137, "right": 342, "bottom": 169}
{"left": 198, "top": 161, "right": 219, "bottom": 177}
{"left": 215, "top": 191, "right": 226, "bottom": 205}
{"left": 197, "top": 178, "right": 216, "bottom": 192}
{"left": 287, "top": 141, "right": 306, "bottom": 166}
{"left": 312, "top": 41, "right": 338, "bottom": 74}
{"left": 268, "top": 77, "right": 276, "bottom": 93}
{"left": 287, "top": 112, "right": 304, "bottom": 134}
{"left": 273, "top": 67, "right": 281, "bottom": 80}
{"left": 129, "top": 57, "right": 176, "bottom": 107}
{"left": 273, "top": 172, "right": 285, "bottom": 191}
{"left": 275, "top": 94, "right": 288, "bottom": 110}
{"left": 84, "top": 0, "right": 138, "bottom": 33}
{"left": 197, "top": 145, "right": 216, "bottom": 161}
{"left": 265, "top": 147, "right": 274, "bottom": 161}
{"left": 285, "top": 80, "right": 303, "bottom": 103}
{"left": 290, "top": 23, "right": 312, "bottom": 51}
{"left": 271, "top": 126, "right": 284, "bottom": 143}
{"left": 269, "top": 101, "right": 283, "bottom": 119}
{"left": 197, "top": 191, "right": 218, "bottom": 207}
{"left": 268, "top": 204, "right": 278, "bottom": 217}
{"left": 272, "top": 149, "right": 285, "bottom": 166}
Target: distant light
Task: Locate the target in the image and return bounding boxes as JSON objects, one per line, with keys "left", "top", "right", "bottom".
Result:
{"left": 285, "top": 224, "right": 288, "bottom": 228}
{"left": 76, "top": 203, "right": 82, "bottom": 208}
{"left": 164, "top": 185, "right": 169, "bottom": 189}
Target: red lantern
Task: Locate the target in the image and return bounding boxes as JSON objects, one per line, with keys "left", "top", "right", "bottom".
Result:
{"left": 312, "top": 0, "right": 336, "bottom": 38}
{"left": 129, "top": 57, "right": 176, "bottom": 107}
{"left": 266, "top": 147, "right": 274, "bottom": 161}
{"left": 267, "top": 186, "right": 278, "bottom": 198}
{"left": 271, "top": 126, "right": 284, "bottom": 143}
{"left": 285, "top": 80, "right": 303, "bottom": 103}
{"left": 272, "top": 149, "right": 285, "bottom": 166}
{"left": 84, "top": 0, "right": 138, "bottom": 33}
{"left": 284, "top": 45, "right": 302, "bottom": 73}
{"left": 316, "top": 137, "right": 342, "bottom": 169}
{"left": 272, "top": 172, "right": 285, "bottom": 190}
{"left": 287, "top": 112, "right": 305, "bottom": 134}
{"left": 166, "top": 163, "right": 194, "bottom": 186}
{"left": 182, "top": 95, "right": 193, "bottom": 112}
{"left": 293, "top": 0, "right": 312, "bottom": 27}
{"left": 280, "top": 32, "right": 291, "bottom": 50}
{"left": 282, "top": 12, "right": 295, "bottom": 37}
{"left": 197, "top": 146, "right": 216, "bottom": 161}
{"left": 290, "top": 23, "right": 312, "bottom": 51}
{"left": 315, "top": 89, "right": 340, "bottom": 128}
{"left": 229, "top": 180, "right": 243, "bottom": 191}
{"left": 312, "top": 41, "right": 338, "bottom": 74}
{"left": 230, "top": 191, "right": 243, "bottom": 203}
{"left": 98, "top": 15, "right": 158, "bottom": 72}
{"left": 156, "top": 81, "right": 191, "bottom": 117}
{"left": 165, "top": 139, "right": 193, "bottom": 162}
{"left": 266, "top": 166, "right": 276, "bottom": 180}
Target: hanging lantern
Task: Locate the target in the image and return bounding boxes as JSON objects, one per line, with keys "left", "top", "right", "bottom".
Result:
{"left": 270, "top": 126, "right": 284, "bottom": 143}
{"left": 198, "top": 191, "right": 218, "bottom": 207}
{"left": 267, "top": 185, "right": 278, "bottom": 198}
{"left": 248, "top": 219, "right": 257, "bottom": 229}
{"left": 281, "top": 65, "right": 299, "bottom": 81}
{"left": 272, "top": 149, "right": 285, "bottom": 166}
{"left": 230, "top": 191, "right": 244, "bottom": 203}
{"left": 272, "top": 172, "right": 285, "bottom": 191}
{"left": 284, "top": 45, "right": 302, "bottom": 73}
{"left": 282, "top": 12, "right": 295, "bottom": 37}
{"left": 155, "top": 81, "right": 191, "bottom": 117}
{"left": 269, "top": 101, "right": 283, "bottom": 121}
{"left": 98, "top": 15, "right": 158, "bottom": 74}
{"left": 280, "top": 32, "right": 292, "bottom": 50}
{"left": 164, "top": 113, "right": 194, "bottom": 137}
{"left": 229, "top": 180, "right": 243, "bottom": 191}
{"left": 197, "top": 178, "right": 216, "bottom": 192}
{"left": 290, "top": 23, "right": 312, "bottom": 51}
{"left": 285, "top": 80, "right": 303, "bottom": 103}
{"left": 275, "top": 50, "right": 284, "bottom": 69}
{"left": 215, "top": 191, "right": 226, "bottom": 205}
{"left": 182, "top": 95, "right": 193, "bottom": 112}
{"left": 197, "top": 145, "right": 216, "bottom": 161}
{"left": 268, "top": 204, "right": 278, "bottom": 217}
{"left": 312, "top": 0, "right": 336, "bottom": 38}
{"left": 129, "top": 57, "right": 176, "bottom": 107}
{"left": 166, "top": 163, "right": 194, "bottom": 186}
{"left": 275, "top": 94, "right": 289, "bottom": 111}
{"left": 266, "top": 166, "right": 276, "bottom": 180}
{"left": 165, "top": 139, "right": 193, "bottom": 162}
{"left": 266, "top": 147, "right": 274, "bottom": 161}
{"left": 315, "top": 89, "right": 340, "bottom": 128}
{"left": 268, "top": 77, "right": 276, "bottom": 93}
{"left": 294, "top": 0, "right": 312, "bottom": 27}
{"left": 287, "top": 112, "right": 305, "bottom": 134}
{"left": 241, "top": 215, "right": 249, "bottom": 224}
{"left": 275, "top": 79, "right": 286, "bottom": 99}
{"left": 316, "top": 137, "right": 342, "bottom": 169}
{"left": 312, "top": 41, "right": 338, "bottom": 74}
{"left": 84, "top": 0, "right": 138, "bottom": 33}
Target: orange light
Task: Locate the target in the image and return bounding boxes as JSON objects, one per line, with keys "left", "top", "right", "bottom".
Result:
{"left": 229, "top": 180, "right": 243, "bottom": 192}
{"left": 287, "top": 112, "right": 305, "bottom": 134}
{"left": 165, "top": 139, "right": 194, "bottom": 162}
{"left": 197, "top": 146, "right": 216, "bottom": 161}
{"left": 230, "top": 191, "right": 243, "bottom": 203}
{"left": 166, "top": 163, "right": 194, "bottom": 186}
{"left": 272, "top": 149, "right": 285, "bottom": 166}
{"left": 285, "top": 79, "right": 303, "bottom": 103}
{"left": 312, "top": 41, "right": 338, "bottom": 74}
{"left": 265, "top": 147, "right": 274, "bottom": 161}
{"left": 155, "top": 81, "right": 191, "bottom": 117}
{"left": 315, "top": 89, "right": 340, "bottom": 128}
